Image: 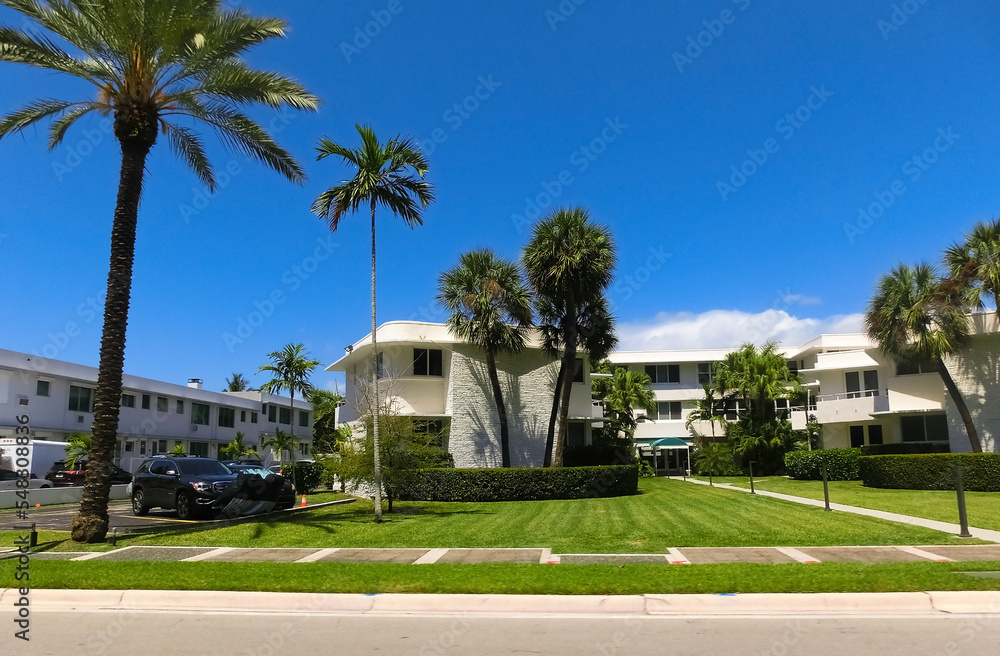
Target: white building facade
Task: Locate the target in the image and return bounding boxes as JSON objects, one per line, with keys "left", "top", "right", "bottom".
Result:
{"left": 0, "top": 348, "right": 314, "bottom": 472}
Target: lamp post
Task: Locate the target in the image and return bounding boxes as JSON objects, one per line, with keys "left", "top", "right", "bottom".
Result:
{"left": 749, "top": 460, "right": 757, "bottom": 494}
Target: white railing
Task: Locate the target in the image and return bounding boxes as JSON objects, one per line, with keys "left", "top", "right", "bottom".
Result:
{"left": 815, "top": 389, "right": 881, "bottom": 402}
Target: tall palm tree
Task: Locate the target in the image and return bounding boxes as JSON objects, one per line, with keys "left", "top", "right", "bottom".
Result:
{"left": 945, "top": 219, "right": 1000, "bottom": 315}
{"left": 311, "top": 124, "right": 433, "bottom": 522}
{"left": 713, "top": 342, "right": 797, "bottom": 425}
{"left": 865, "top": 263, "right": 982, "bottom": 452}
{"left": 257, "top": 343, "right": 322, "bottom": 492}
{"left": 224, "top": 373, "right": 252, "bottom": 392}
{"left": 524, "top": 208, "right": 616, "bottom": 467}
{"left": 438, "top": 249, "right": 533, "bottom": 467}
{"left": 601, "top": 368, "right": 656, "bottom": 442}
{"left": 262, "top": 427, "right": 296, "bottom": 473}
{"left": 0, "top": 0, "right": 319, "bottom": 542}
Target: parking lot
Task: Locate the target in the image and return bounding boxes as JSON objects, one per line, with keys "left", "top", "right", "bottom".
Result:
{"left": 1, "top": 499, "right": 199, "bottom": 532}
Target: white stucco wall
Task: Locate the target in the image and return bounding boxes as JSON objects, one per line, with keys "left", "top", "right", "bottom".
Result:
{"left": 944, "top": 332, "right": 1000, "bottom": 453}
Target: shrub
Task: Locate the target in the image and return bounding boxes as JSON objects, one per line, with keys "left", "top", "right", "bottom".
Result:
{"left": 283, "top": 460, "right": 324, "bottom": 494}
{"left": 784, "top": 448, "right": 862, "bottom": 481}
{"left": 564, "top": 446, "right": 634, "bottom": 467}
{"left": 402, "top": 465, "right": 639, "bottom": 502}
{"left": 859, "top": 442, "right": 950, "bottom": 456}
{"left": 859, "top": 453, "right": 1000, "bottom": 491}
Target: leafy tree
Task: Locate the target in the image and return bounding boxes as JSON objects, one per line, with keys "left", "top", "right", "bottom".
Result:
{"left": 224, "top": 373, "right": 252, "bottom": 392}
{"left": 170, "top": 443, "right": 186, "bottom": 456}
{"left": 944, "top": 218, "right": 1000, "bottom": 315}
{"left": 309, "top": 388, "right": 346, "bottom": 453}
{"left": 257, "top": 343, "right": 322, "bottom": 492}
{"left": 64, "top": 432, "right": 92, "bottom": 469}
{"left": 0, "top": 0, "right": 318, "bottom": 543}
{"left": 438, "top": 249, "right": 533, "bottom": 467}
{"left": 524, "top": 208, "right": 616, "bottom": 467}
{"left": 693, "top": 442, "right": 735, "bottom": 486}
{"left": 312, "top": 124, "right": 434, "bottom": 522}
{"left": 219, "top": 431, "right": 250, "bottom": 460}
{"left": 596, "top": 366, "right": 655, "bottom": 444}
{"left": 865, "top": 263, "right": 982, "bottom": 452}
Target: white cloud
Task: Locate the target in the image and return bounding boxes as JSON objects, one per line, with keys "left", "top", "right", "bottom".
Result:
{"left": 616, "top": 309, "right": 865, "bottom": 351}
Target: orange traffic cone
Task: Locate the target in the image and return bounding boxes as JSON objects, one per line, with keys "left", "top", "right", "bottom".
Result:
{"left": 300, "top": 494, "right": 307, "bottom": 508}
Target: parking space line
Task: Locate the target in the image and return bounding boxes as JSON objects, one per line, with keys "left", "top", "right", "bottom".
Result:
{"left": 181, "top": 547, "right": 234, "bottom": 562}
{"left": 897, "top": 546, "right": 953, "bottom": 562}
{"left": 413, "top": 548, "right": 449, "bottom": 565}
{"left": 667, "top": 548, "right": 690, "bottom": 565}
{"left": 294, "top": 548, "right": 339, "bottom": 563}
{"left": 776, "top": 547, "right": 821, "bottom": 563}
{"left": 70, "top": 546, "right": 133, "bottom": 561}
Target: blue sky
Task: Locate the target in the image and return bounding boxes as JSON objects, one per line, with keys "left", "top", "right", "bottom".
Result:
{"left": 1, "top": 0, "right": 999, "bottom": 393}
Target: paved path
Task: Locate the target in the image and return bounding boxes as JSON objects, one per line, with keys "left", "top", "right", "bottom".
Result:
{"left": 678, "top": 477, "right": 1000, "bottom": 543}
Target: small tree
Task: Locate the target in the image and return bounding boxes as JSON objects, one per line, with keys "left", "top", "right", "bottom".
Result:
{"left": 170, "top": 443, "right": 186, "bottom": 456}
{"left": 220, "top": 432, "right": 250, "bottom": 460}
{"left": 263, "top": 428, "right": 297, "bottom": 474}
{"left": 224, "top": 373, "right": 253, "bottom": 392}
{"left": 694, "top": 442, "right": 734, "bottom": 486}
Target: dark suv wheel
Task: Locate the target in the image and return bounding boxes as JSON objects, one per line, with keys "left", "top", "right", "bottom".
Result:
{"left": 132, "top": 489, "right": 149, "bottom": 516}
{"left": 175, "top": 490, "right": 198, "bottom": 520}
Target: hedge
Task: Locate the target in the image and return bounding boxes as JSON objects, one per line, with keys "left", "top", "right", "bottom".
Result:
{"left": 784, "top": 448, "right": 861, "bottom": 481}
{"left": 402, "top": 465, "right": 639, "bottom": 502}
{"left": 564, "top": 446, "right": 634, "bottom": 467}
{"left": 859, "top": 453, "right": 1000, "bottom": 491}
{"left": 859, "top": 443, "right": 950, "bottom": 456}
{"left": 282, "top": 460, "right": 324, "bottom": 494}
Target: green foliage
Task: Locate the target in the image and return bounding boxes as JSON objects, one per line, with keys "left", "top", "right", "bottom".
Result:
{"left": 859, "top": 454, "right": 1000, "bottom": 491}
{"left": 309, "top": 389, "right": 346, "bottom": 453}
{"left": 224, "top": 373, "right": 252, "bottom": 392}
{"left": 283, "top": 460, "right": 324, "bottom": 494}
{"left": 725, "top": 418, "right": 798, "bottom": 475}
{"left": 860, "top": 443, "right": 951, "bottom": 456}
{"left": 693, "top": 443, "right": 739, "bottom": 480}
{"left": 784, "top": 448, "right": 862, "bottom": 481}
{"left": 593, "top": 367, "right": 655, "bottom": 442}
{"left": 263, "top": 428, "right": 297, "bottom": 464}
{"left": 944, "top": 218, "right": 1000, "bottom": 316}
{"left": 564, "top": 446, "right": 634, "bottom": 467}
{"left": 219, "top": 432, "right": 250, "bottom": 460}
{"left": 636, "top": 459, "right": 655, "bottom": 478}
{"left": 402, "top": 465, "right": 639, "bottom": 502}
{"left": 64, "top": 432, "right": 91, "bottom": 469}
{"left": 170, "top": 443, "right": 186, "bottom": 456}
{"left": 714, "top": 342, "right": 799, "bottom": 424}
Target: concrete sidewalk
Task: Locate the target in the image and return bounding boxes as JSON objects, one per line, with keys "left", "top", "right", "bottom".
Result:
{"left": 680, "top": 477, "right": 1000, "bottom": 543}
{"left": 5, "top": 588, "right": 1000, "bottom": 617}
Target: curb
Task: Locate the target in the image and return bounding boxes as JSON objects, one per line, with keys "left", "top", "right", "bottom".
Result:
{"left": 4, "top": 589, "right": 1000, "bottom": 617}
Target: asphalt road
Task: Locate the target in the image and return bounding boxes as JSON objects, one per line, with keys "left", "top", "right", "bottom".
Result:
{"left": 0, "top": 500, "right": 198, "bottom": 532}
{"left": 10, "top": 613, "right": 1000, "bottom": 655}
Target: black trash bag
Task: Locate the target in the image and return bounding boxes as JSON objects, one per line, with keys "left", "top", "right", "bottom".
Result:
{"left": 215, "top": 472, "right": 286, "bottom": 518}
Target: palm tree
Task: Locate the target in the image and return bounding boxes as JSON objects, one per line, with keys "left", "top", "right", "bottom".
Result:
{"left": 309, "top": 388, "right": 345, "bottom": 453}
{"left": 263, "top": 427, "right": 296, "bottom": 474}
{"left": 0, "top": 1, "right": 318, "bottom": 543}
{"left": 945, "top": 219, "right": 1000, "bottom": 315}
{"left": 438, "top": 249, "right": 533, "bottom": 467}
{"left": 220, "top": 431, "right": 249, "bottom": 460}
{"left": 524, "top": 208, "right": 616, "bottom": 467}
{"left": 865, "top": 263, "right": 982, "bottom": 452}
{"left": 311, "top": 124, "right": 434, "bottom": 522}
{"left": 64, "top": 432, "right": 92, "bottom": 469}
{"left": 713, "top": 343, "right": 797, "bottom": 425}
{"left": 224, "top": 373, "right": 252, "bottom": 392}
{"left": 601, "top": 368, "right": 656, "bottom": 442}
{"left": 257, "top": 343, "right": 322, "bottom": 492}
{"left": 685, "top": 384, "right": 728, "bottom": 440}
{"left": 694, "top": 442, "right": 733, "bottom": 486}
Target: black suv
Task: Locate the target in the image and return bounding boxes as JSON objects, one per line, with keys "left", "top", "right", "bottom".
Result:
{"left": 131, "top": 456, "right": 234, "bottom": 520}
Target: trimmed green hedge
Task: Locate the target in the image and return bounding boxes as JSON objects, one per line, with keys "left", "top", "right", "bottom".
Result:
{"left": 859, "top": 453, "right": 1000, "bottom": 491}
{"left": 283, "top": 460, "right": 324, "bottom": 494}
{"left": 860, "top": 443, "right": 950, "bottom": 456}
{"left": 403, "top": 465, "right": 639, "bottom": 502}
{"left": 564, "top": 446, "right": 634, "bottom": 467}
{"left": 784, "top": 448, "right": 861, "bottom": 481}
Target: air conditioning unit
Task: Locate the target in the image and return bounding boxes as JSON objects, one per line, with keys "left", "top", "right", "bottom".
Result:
{"left": 17, "top": 397, "right": 28, "bottom": 406}
{"left": 190, "top": 425, "right": 198, "bottom": 432}
{"left": 77, "top": 415, "right": 85, "bottom": 423}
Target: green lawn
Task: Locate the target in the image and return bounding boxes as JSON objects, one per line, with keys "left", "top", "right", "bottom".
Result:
{"left": 707, "top": 476, "right": 1000, "bottom": 531}
{"left": 4, "top": 559, "right": 1000, "bottom": 595}
{"left": 2, "top": 478, "right": 982, "bottom": 553}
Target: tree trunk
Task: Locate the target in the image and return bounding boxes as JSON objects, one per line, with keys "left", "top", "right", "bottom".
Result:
{"left": 937, "top": 357, "right": 983, "bottom": 453}
{"left": 485, "top": 349, "right": 511, "bottom": 467}
{"left": 370, "top": 199, "right": 383, "bottom": 522}
{"left": 71, "top": 138, "right": 151, "bottom": 543}
{"left": 554, "top": 300, "right": 579, "bottom": 468}
{"left": 289, "top": 391, "right": 298, "bottom": 494}
{"left": 544, "top": 363, "right": 565, "bottom": 467}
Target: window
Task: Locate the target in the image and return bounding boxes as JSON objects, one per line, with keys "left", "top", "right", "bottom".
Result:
{"left": 376, "top": 352, "right": 384, "bottom": 379}
{"left": 567, "top": 421, "right": 586, "bottom": 448}
{"left": 697, "top": 363, "right": 714, "bottom": 385}
{"left": 787, "top": 359, "right": 800, "bottom": 374}
{"left": 845, "top": 370, "right": 879, "bottom": 398}
{"left": 268, "top": 405, "right": 277, "bottom": 422}
{"left": 139, "top": 441, "right": 147, "bottom": 455}
{"left": 176, "top": 399, "right": 184, "bottom": 414}
{"left": 120, "top": 393, "right": 135, "bottom": 408}
{"left": 141, "top": 394, "right": 150, "bottom": 410}
{"left": 279, "top": 407, "right": 291, "bottom": 425}
{"left": 251, "top": 411, "right": 258, "bottom": 424}
{"left": 124, "top": 441, "right": 134, "bottom": 453}
{"left": 413, "top": 348, "right": 443, "bottom": 376}
{"left": 901, "top": 414, "right": 948, "bottom": 442}
{"left": 656, "top": 401, "right": 682, "bottom": 420}
{"left": 218, "top": 407, "right": 235, "bottom": 428}
{"left": 156, "top": 440, "right": 167, "bottom": 454}
{"left": 157, "top": 396, "right": 168, "bottom": 413}
{"left": 191, "top": 402, "right": 210, "bottom": 426}
{"left": 896, "top": 357, "right": 935, "bottom": 376}
{"left": 645, "top": 364, "right": 680, "bottom": 384}
{"left": 299, "top": 443, "right": 310, "bottom": 456}
{"left": 299, "top": 410, "right": 309, "bottom": 427}
{"left": 868, "top": 425, "right": 884, "bottom": 445}
{"left": 240, "top": 410, "right": 246, "bottom": 423}
{"left": 572, "top": 358, "right": 584, "bottom": 383}
{"left": 850, "top": 425, "right": 865, "bottom": 448}
{"left": 36, "top": 380, "right": 50, "bottom": 397}
{"left": 68, "top": 385, "right": 94, "bottom": 412}
{"left": 414, "top": 419, "right": 444, "bottom": 435}
{"left": 188, "top": 441, "right": 209, "bottom": 457}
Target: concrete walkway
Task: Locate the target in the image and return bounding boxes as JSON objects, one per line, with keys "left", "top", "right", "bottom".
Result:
{"left": 679, "top": 477, "right": 1000, "bottom": 543}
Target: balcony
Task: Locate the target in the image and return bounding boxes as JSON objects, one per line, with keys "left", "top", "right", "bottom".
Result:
{"left": 813, "top": 390, "right": 888, "bottom": 424}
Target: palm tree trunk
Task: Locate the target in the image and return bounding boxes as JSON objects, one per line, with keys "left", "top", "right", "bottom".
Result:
{"left": 554, "top": 301, "right": 579, "bottom": 468}
{"left": 485, "top": 349, "right": 511, "bottom": 467}
{"left": 370, "top": 199, "right": 383, "bottom": 522}
{"left": 71, "top": 138, "right": 151, "bottom": 543}
{"left": 936, "top": 357, "right": 983, "bottom": 453}
{"left": 544, "top": 363, "right": 565, "bottom": 467}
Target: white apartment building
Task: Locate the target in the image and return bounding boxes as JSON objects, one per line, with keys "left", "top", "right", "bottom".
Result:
{"left": 327, "top": 321, "right": 599, "bottom": 468}
{"left": 0, "top": 348, "right": 314, "bottom": 472}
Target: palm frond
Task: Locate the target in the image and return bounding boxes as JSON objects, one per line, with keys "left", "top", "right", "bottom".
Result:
{"left": 0, "top": 98, "right": 76, "bottom": 140}
{"left": 165, "top": 123, "right": 216, "bottom": 190}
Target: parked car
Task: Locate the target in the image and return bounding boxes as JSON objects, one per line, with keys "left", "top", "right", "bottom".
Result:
{"left": 45, "top": 460, "right": 133, "bottom": 487}
{"left": 130, "top": 456, "right": 235, "bottom": 520}
{"left": 226, "top": 463, "right": 295, "bottom": 509}
{"left": 0, "top": 468, "right": 53, "bottom": 490}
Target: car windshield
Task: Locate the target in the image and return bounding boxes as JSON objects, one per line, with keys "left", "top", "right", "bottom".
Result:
{"left": 175, "top": 460, "right": 232, "bottom": 476}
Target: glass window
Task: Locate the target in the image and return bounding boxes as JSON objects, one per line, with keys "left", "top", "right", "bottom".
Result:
{"left": 646, "top": 364, "right": 679, "bottom": 384}
{"left": 863, "top": 370, "right": 879, "bottom": 397}
{"left": 656, "top": 401, "right": 682, "bottom": 420}
{"left": 845, "top": 372, "right": 861, "bottom": 399}
{"left": 188, "top": 441, "right": 209, "bottom": 457}
{"left": 279, "top": 407, "right": 291, "bottom": 425}
{"left": 36, "top": 380, "right": 50, "bottom": 397}
{"left": 376, "top": 352, "right": 384, "bottom": 379}
{"left": 176, "top": 399, "right": 184, "bottom": 414}
{"left": 124, "top": 441, "right": 134, "bottom": 453}
{"left": 268, "top": 405, "right": 277, "bottom": 422}
{"left": 120, "top": 393, "right": 135, "bottom": 408}
{"left": 299, "top": 410, "right": 309, "bottom": 427}
{"left": 567, "top": 422, "right": 586, "bottom": 448}
{"left": 139, "top": 441, "right": 146, "bottom": 455}
{"left": 572, "top": 358, "right": 584, "bottom": 383}
{"left": 850, "top": 425, "right": 865, "bottom": 448}
{"left": 868, "top": 425, "right": 884, "bottom": 445}
{"left": 896, "top": 357, "right": 935, "bottom": 376}
{"left": 218, "top": 407, "right": 235, "bottom": 428}
{"left": 251, "top": 411, "right": 258, "bottom": 424}
{"left": 299, "top": 443, "right": 310, "bottom": 455}
{"left": 697, "top": 363, "right": 714, "bottom": 385}
{"left": 925, "top": 414, "right": 949, "bottom": 441}
{"left": 191, "top": 402, "right": 210, "bottom": 425}
{"left": 240, "top": 410, "right": 246, "bottom": 423}
{"left": 413, "top": 348, "right": 444, "bottom": 376}
{"left": 68, "top": 385, "right": 94, "bottom": 412}
{"left": 901, "top": 415, "right": 927, "bottom": 442}
{"left": 157, "top": 396, "right": 168, "bottom": 412}
{"left": 141, "top": 394, "right": 150, "bottom": 410}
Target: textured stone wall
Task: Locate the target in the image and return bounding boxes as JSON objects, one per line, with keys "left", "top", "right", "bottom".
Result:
{"left": 944, "top": 333, "right": 1000, "bottom": 453}
{"left": 447, "top": 345, "right": 561, "bottom": 468}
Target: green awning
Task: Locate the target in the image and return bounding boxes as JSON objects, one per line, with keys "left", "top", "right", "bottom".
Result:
{"left": 636, "top": 437, "right": 690, "bottom": 449}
